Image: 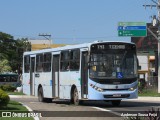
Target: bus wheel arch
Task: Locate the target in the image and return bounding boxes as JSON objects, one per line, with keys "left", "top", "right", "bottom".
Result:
{"left": 70, "top": 85, "right": 79, "bottom": 105}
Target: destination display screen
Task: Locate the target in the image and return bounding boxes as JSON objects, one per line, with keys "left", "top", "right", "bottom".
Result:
{"left": 91, "top": 43, "right": 136, "bottom": 51}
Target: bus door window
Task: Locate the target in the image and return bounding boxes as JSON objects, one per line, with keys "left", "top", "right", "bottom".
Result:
{"left": 24, "top": 55, "right": 30, "bottom": 73}
{"left": 60, "top": 51, "right": 70, "bottom": 71}
{"left": 36, "top": 54, "right": 43, "bottom": 72}
{"left": 70, "top": 49, "right": 80, "bottom": 71}
{"left": 43, "top": 53, "right": 51, "bottom": 72}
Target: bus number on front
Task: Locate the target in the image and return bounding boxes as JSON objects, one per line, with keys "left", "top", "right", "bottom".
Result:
{"left": 97, "top": 45, "right": 105, "bottom": 50}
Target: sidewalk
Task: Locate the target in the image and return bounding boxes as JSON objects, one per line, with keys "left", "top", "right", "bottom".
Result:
{"left": 9, "top": 95, "right": 38, "bottom": 98}
{"left": 138, "top": 96, "right": 160, "bottom": 101}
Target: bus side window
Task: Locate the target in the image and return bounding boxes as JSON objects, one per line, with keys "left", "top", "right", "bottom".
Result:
{"left": 36, "top": 54, "right": 43, "bottom": 72}
{"left": 70, "top": 49, "right": 80, "bottom": 71}
{"left": 43, "top": 53, "right": 51, "bottom": 72}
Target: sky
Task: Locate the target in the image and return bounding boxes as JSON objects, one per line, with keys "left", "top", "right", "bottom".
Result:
{"left": 0, "top": 0, "right": 158, "bottom": 44}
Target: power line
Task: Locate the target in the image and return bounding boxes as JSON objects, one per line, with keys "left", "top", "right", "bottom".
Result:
{"left": 39, "top": 33, "right": 52, "bottom": 48}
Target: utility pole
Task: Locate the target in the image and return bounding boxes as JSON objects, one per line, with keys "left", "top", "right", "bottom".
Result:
{"left": 143, "top": 0, "right": 160, "bottom": 93}
{"left": 39, "top": 33, "right": 52, "bottom": 48}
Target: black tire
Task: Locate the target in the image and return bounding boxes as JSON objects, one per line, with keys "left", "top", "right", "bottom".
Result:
{"left": 38, "top": 87, "right": 44, "bottom": 102}
{"left": 73, "top": 88, "right": 79, "bottom": 105}
{"left": 111, "top": 100, "right": 121, "bottom": 107}
{"left": 45, "top": 98, "right": 52, "bottom": 103}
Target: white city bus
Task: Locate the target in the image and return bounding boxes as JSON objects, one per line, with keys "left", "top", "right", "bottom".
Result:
{"left": 23, "top": 41, "right": 138, "bottom": 106}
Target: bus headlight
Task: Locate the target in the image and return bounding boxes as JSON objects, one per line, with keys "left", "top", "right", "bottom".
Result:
{"left": 129, "top": 84, "right": 138, "bottom": 91}
{"left": 97, "top": 88, "right": 103, "bottom": 92}
{"left": 90, "top": 84, "right": 103, "bottom": 92}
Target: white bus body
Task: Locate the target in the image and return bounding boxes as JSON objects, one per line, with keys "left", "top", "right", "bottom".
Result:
{"left": 23, "top": 41, "right": 138, "bottom": 106}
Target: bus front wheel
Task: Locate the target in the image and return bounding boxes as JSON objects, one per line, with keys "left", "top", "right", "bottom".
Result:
{"left": 111, "top": 100, "right": 121, "bottom": 107}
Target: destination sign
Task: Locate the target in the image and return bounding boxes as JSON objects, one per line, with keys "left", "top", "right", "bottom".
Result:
{"left": 91, "top": 43, "right": 136, "bottom": 51}
{"left": 109, "top": 45, "right": 125, "bottom": 49}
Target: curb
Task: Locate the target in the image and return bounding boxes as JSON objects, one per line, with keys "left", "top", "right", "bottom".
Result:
{"left": 126, "top": 97, "right": 160, "bottom": 101}
{"left": 9, "top": 95, "right": 37, "bottom": 98}
{"left": 19, "top": 102, "right": 40, "bottom": 120}
{"left": 138, "top": 97, "right": 160, "bottom": 101}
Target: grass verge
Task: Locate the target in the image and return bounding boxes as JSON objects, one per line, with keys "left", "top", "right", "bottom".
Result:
{"left": 138, "top": 89, "right": 160, "bottom": 97}
{"left": 7, "top": 92, "right": 25, "bottom": 95}
{"left": 0, "top": 101, "right": 34, "bottom": 120}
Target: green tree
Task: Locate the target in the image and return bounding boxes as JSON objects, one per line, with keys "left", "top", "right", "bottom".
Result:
{"left": 13, "top": 38, "right": 31, "bottom": 74}
{"left": 0, "top": 32, "right": 31, "bottom": 74}
{"left": 0, "top": 59, "right": 12, "bottom": 73}
{"left": 0, "top": 32, "right": 14, "bottom": 57}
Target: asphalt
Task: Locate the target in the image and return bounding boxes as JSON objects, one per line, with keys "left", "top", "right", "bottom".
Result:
{"left": 8, "top": 95, "right": 160, "bottom": 120}
{"left": 9, "top": 95, "right": 160, "bottom": 101}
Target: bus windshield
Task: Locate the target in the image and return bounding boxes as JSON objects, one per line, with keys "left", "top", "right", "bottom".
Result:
{"left": 89, "top": 44, "right": 137, "bottom": 79}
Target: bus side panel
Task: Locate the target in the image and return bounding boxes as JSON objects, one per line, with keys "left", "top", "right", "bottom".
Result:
{"left": 35, "top": 72, "right": 52, "bottom": 98}
{"left": 43, "top": 85, "right": 52, "bottom": 98}
{"left": 22, "top": 73, "right": 30, "bottom": 95}
{"left": 59, "top": 72, "right": 70, "bottom": 99}
{"left": 59, "top": 71, "right": 81, "bottom": 99}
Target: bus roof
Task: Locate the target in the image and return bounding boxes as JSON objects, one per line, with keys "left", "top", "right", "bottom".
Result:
{"left": 24, "top": 40, "right": 135, "bottom": 55}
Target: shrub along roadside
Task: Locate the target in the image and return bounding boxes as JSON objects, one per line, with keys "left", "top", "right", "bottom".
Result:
{"left": 0, "top": 89, "right": 10, "bottom": 108}
{"left": 0, "top": 84, "right": 16, "bottom": 92}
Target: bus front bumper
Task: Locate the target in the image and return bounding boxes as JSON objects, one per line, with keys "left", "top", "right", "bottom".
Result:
{"left": 88, "top": 88, "right": 138, "bottom": 100}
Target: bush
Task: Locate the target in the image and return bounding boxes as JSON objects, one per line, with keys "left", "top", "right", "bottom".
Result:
{"left": 0, "top": 89, "right": 10, "bottom": 108}
{"left": 1, "top": 84, "right": 16, "bottom": 92}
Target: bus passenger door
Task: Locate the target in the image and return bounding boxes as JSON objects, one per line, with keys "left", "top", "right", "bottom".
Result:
{"left": 52, "top": 54, "right": 60, "bottom": 98}
{"left": 81, "top": 51, "right": 88, "bottom": 99}
{"left": 30, "top": 56, "right": 35, "bottom": 95}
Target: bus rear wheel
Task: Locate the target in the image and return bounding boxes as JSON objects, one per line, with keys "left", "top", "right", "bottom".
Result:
{"left": 38, "top": 87, "right": 44, "bottom": 102}
{"left": 73, "top": 88, "right": 79, "bottom": 105}
{"left": 111, "top": 100, "right": 121, "bottom": 106}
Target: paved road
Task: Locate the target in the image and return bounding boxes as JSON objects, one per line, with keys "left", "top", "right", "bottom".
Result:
{"left": 10, "top": 96, "right": 160, "bottom": 120}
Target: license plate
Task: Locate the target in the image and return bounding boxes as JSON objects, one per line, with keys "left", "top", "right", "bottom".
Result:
{"left": 113, "top": 94, "right": 121, "bottom": 97}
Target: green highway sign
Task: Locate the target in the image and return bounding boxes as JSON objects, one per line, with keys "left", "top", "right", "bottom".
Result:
{"left": 118, "top": 22, "right": 147, "bottom": 37}
{"left": 118, "top": 22, "right": 146, "bottom": 26}
{"left": 118, "top": 30, "right": 147, "bottom": 36}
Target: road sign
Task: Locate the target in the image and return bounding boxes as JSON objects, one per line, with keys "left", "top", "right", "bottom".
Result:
{"left": 118, "top": 22, "right": 147, "bottom": 37}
